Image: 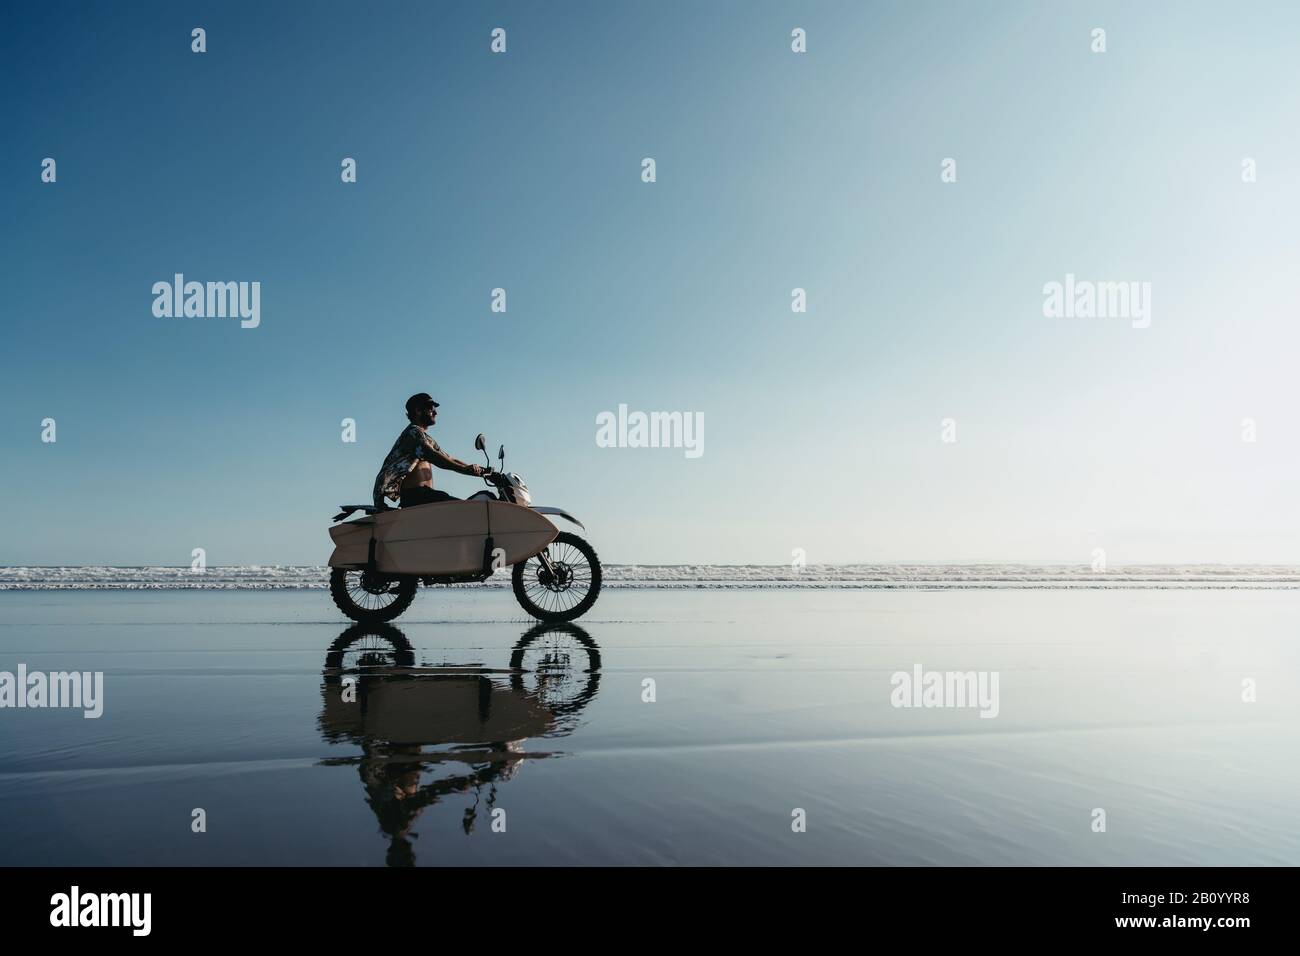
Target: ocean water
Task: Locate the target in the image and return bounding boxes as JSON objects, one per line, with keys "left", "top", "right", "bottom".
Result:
{"left": 0, "top": 586, "right": 1297, "bottom": 866}
{"left": 4, "top": 564, "right": 1300, "bottom": 588}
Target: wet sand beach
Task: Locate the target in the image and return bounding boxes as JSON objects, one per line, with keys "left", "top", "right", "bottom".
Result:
{"left": 0, "top": 588, "right": 1296, "bottom": 866}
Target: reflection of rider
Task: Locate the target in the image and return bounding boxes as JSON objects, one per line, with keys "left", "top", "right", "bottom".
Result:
{"left": 372, "top": 392, "right": 487, "bottom": 509}
{"left": 319, "top": 622, "right": 601, "bottom": 866}
{"left": 359, "top": 736, "right": 522, "bottom": 867}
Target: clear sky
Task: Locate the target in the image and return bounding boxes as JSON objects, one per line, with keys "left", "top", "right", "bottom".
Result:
{"left": 3, "top": 1, "right": 1300, "bottom": 566}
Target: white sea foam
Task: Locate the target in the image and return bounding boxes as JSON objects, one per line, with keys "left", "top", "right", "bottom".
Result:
{"left": 2, "top": 565, "right": 1300, "bottom": 590}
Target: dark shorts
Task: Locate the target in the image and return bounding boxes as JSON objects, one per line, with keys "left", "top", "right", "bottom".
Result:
{"left": 399, "top": 488, "right": 458, "bottom": 508}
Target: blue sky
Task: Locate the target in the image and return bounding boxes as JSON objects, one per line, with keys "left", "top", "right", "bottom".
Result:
{"left": 3, "top": 1, "right": 1300, "bottom": 566}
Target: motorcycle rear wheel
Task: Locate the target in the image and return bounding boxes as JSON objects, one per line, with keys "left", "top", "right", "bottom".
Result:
{"left": 329, "top": 568, "right": 418, "bottom": 623}
{"left": 512, "top": 532, "right": 602, "bottom": 623}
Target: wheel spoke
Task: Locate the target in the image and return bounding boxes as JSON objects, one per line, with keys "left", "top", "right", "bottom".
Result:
{"left": 345, "top": 571, "right": 402, "bottom": 611}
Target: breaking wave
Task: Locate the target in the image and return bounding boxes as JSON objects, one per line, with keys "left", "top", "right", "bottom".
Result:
{"left": 3, "top": 565, "right": 1300, "bottom": 590}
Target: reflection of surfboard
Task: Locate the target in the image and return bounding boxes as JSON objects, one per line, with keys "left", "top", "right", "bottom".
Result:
{"left": 321, "top": 675, "right": 555, "bottom": 744}
{"left": 328, "top": 500, "right": 557, "bottom": 575}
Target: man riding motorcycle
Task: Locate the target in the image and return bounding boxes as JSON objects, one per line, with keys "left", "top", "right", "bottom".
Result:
{"left": 372, "top": 392, "right": 488, "bottom": 509}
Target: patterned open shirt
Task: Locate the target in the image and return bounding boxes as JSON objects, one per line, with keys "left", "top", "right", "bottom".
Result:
{"left": 373, "top": 424, "right": 442, "bottom": 507}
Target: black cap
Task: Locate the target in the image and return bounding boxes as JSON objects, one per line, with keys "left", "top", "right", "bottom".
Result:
{"left": 405, "top": 392, "right": 439, "bottom": 414}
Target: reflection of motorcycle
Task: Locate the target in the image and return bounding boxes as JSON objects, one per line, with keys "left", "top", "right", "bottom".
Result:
{"left": 318, "top": 621, "right": 601, "bottom": 866}
{"left": 327, "top": 433, "right": 602, "bottom": 625}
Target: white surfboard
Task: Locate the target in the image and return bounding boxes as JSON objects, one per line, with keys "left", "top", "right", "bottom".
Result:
{"left": 328, "top": 500, "right": 558, "bottom": 576}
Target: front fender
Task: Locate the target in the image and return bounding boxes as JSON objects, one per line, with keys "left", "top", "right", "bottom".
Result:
{"left": 531, "top": 506, "right": 585, "bottom": 531}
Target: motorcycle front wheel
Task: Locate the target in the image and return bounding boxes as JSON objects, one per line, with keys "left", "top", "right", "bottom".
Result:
{"left": 329, "top": 568, "right": 418, "bottom": 623}
{"left": 512, "top": 531, "right": 602, "bottom": 623}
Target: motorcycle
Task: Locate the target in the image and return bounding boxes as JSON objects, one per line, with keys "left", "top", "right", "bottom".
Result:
{"left": 327, "top": 434, "right": 601, "bottom": 624}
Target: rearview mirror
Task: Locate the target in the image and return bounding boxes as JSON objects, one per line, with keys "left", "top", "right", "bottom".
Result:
{"left": 497, "top": 445, "right": 505, "bottom": 462}
{"left": 474, "top": 434, "right": 486, "bottom": 451}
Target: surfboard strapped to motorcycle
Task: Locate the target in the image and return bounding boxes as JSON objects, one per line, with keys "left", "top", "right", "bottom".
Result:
{"left": 327, "top": 433, "right": 602, "bottom": 624}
